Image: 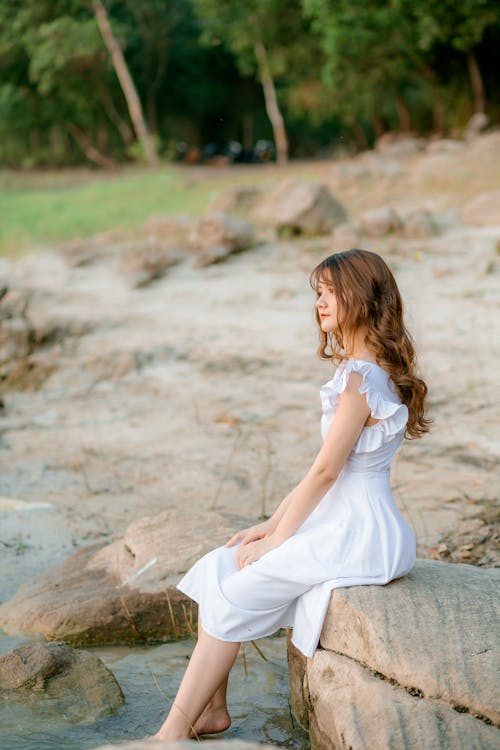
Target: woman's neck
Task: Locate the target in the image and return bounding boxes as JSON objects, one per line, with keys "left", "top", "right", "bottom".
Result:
{"left": 344, "top": 332, "right": 377, "bottom": 363}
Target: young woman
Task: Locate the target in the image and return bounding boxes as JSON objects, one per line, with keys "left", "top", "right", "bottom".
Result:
{"left": 152, "top": 248, "right": 431, "bottom": 740}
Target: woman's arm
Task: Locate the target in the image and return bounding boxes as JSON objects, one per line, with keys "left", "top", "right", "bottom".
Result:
{"left": 225, "top": 488, "right": 297, "bottom": 548}
{"left": 236, "top": 371, "right": 371, "bottom": 568}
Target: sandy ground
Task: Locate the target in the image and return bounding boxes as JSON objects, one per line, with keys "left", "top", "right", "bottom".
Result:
{"left": 0, "top": 137, "right": 499, "bottom": 600}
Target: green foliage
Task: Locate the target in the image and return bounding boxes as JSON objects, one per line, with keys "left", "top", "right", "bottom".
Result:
{"left": 0, "top": 0, "right": 498, "bottom": 167}
{"left": 401, "top": 0, "right": 499, "bottom": 53}
{"left": 192, "top": 0, "right": 319, "bottom": 77}
{"left": 27, "top": 17, "right": 103, "bottom": 94}
{"left": 304, "top": 0, "right": 429, "bottom": 128}
{"left": 304, "top": 0, "right": 499, "bottom": 132}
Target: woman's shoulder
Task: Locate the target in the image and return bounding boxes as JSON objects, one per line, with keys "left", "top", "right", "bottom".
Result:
{"left": 331, "top": 357, "right": 394, "bottom": 392}
{"left": 320, "top": 358, "right": 408, "bottom": 452}
{"left": 320, "top": 357, "right": 409, "bottom": 445}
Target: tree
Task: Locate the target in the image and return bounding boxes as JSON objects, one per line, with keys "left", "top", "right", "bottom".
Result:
{"left": 93, "top": 0, "right": 158, "bottom": 165}
{"left": 304, "top": 0, "right": 433, "bottom": 135}
{"left": 191, "top": 0, "right": 316, "bottom": 164}
{"left": 401, "top": 0, "right": 499, "bottom": 114}
{"left": 0, "top": 1, "right": 123, "bottom": 166}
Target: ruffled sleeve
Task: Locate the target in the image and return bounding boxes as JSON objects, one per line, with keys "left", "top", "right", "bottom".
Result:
{"left": 319, "top": 359, "right": 409, "bottom": 452}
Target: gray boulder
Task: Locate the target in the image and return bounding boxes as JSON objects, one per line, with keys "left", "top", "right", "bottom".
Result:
{"left": 208, "top": 185, "right": 262, "bottom": 214}
{"left": 190, "top": 212, "right": 256, "bottom": 266}
{"left": 463, "top": 112, "right": 489, "bottom": 140}
{"left": 252, "top": 179, "right": 347, "bottom": 236}
{"left": 426, "top": 139, "right": 466, "bottom": 154}
{"left": 401, "top": 209, "right": 438, "bottom": 238}
{"left": 359, "top": 206, "right": 403, "bottom": 237}
{"left": 0, "top": 510, "right": 236, "bottom": 646}
{"left": 117, "top": 242, "right": 183, "bottom": 287}
{"left": 331, "top": 221, "right": 363, "bottom": 249}
{"left": 0, "top": 641, "right": 124, "bottom": 724}
{"left": 375, "top": 133, "right": 427, "bottom": 157}
{"left": 289, "top": 559, "right": 500, "bottom": 749}
{"left": 60, "top": 216, "right": 193, "bottom": 269}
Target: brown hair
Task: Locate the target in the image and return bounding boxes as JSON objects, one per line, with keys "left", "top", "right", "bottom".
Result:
{"left": 310, "top": 248, "right": 432, "bottom": 439}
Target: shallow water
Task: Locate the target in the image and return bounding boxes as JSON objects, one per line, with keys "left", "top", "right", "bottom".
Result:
{"left": 0, "top": 632, "right": 309, "bottom": 750}
{"left": 0, "top": 502, "right": 309, "bottom": 750}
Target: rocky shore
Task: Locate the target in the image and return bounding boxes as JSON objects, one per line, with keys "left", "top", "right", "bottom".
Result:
{"left": 0, "top": 132, "right": 499, "bottom": 748}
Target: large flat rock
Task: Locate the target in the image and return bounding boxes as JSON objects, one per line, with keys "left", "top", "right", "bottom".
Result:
{"left": 0, "top": 510, "right": 236, "bottom": 646}
{"left": 307, "top": 650, "right": 498, "bottom": 750}
{"left": 320, "top": 559, "right": 499, "bottom": 725}
{"left": 289, "top": 559, "right": 499, "bottom": 749}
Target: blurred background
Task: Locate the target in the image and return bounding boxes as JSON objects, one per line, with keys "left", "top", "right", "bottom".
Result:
{"left": 2, "top": 0, "right": 500, "bottom": 166}
{"left": 0, "top": 3, "right": 499, "bottom": 749}
{"left": 1, "top": 0, "right": 499, "bottom": 255}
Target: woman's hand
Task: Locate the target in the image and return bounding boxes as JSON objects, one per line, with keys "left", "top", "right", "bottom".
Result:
{"left": 224, "top": 519, "right": 274, "bottom": 549}
{"left": 235, "top": 535, "right": 279, "bottom": 569}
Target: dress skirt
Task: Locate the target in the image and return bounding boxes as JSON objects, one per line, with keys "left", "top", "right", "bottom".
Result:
{"left": 177, "top": 466, "right": 416, "bottom": 658}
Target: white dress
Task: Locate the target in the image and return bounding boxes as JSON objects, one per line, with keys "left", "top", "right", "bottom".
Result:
{"left": 177, "top": 358, "right": 417, "bottom": 657}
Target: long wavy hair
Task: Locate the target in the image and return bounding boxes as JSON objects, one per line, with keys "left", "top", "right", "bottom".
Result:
{"left": 310, "top": 248, "right": 432, "bottom": 439}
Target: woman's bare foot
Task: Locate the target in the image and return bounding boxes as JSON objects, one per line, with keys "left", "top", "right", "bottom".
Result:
{"left": 191, "top": 705, "right": 231, "bottom": 737}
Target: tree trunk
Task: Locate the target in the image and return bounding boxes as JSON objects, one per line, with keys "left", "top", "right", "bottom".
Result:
{"left": 421, "top": 64, "right": 444, "bottom": 134}
{"left": 98, "top": 123, "right": 109, "bottom": 152}
{"left": 98, "top": 83, "right": 135, "bottom": 146}
{"left": 466, "top": 50, "right": 485, "bottom": 113}
{"left": 353, "top": 121, "right": 369, "bottom": 150}
{"left": 432, "top": 99, "right": 444, "bottom": 134}
{"left": 395, "top": 95, "right": 412, "bottom": 132}
{"left": 93, "top": 0, "right": 158, "bottom": 166}
{"left": 373, "top": 112, "right": 385, "bottom": 139}
{"left": 242, "top": 112, "right": 254, "bottom": 149}
{"left": 68, "top": 122, "right": 116, "bottom": 169}
{"left": 254, "top": 40, "right": 288, "bottom": 165}
{"left": 29, "top": 128, "right": 40, "bottom": 156}
{"left": 146, "top": 90, "right": 158, "bottom": 135}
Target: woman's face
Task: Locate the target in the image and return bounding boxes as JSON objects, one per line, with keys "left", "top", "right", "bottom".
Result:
{"left": 315, "top": 277, "right": 339, "bottom": 333}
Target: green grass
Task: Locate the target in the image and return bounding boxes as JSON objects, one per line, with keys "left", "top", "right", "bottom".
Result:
{"left": 0, "top": 159, "right": 326, "bottom": 257}
{"left": 0, "top": 165, "right": 252, "bottom": 256}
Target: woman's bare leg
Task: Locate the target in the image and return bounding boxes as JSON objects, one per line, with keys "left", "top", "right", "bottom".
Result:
{"left": 152, "top": 622, "right": 240, "bottom": 740}
{"left": 191, "top": 673, "right": 231, "bottom": 737}
{"left": 191, "top": 616, "right": 231, "bottom": 736}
